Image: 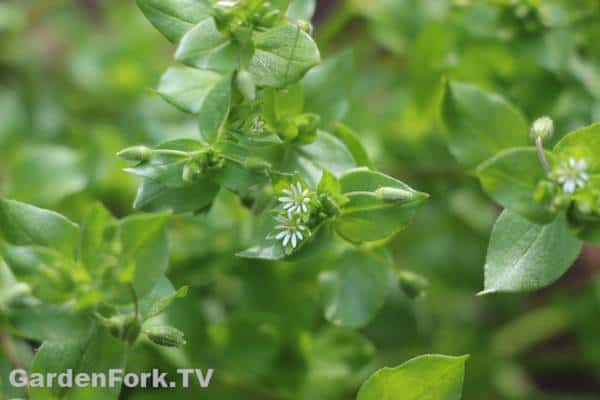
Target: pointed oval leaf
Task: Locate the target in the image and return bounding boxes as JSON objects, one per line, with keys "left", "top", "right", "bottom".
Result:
{"left": 481, "top": 211, "right": 582, "bottom": 294}
{"left": 136, "top": 0, "right": 211, "bottom": 43}
{"left": 0, "top": 199, "right": 80, "bottom": 257}
{"left": 175, "top": 18, "right": 239, "bottom": 73}
{"left": 357, "top": 354, "right": 469, "bottom": 400}
{"left": 30, "top": 327, "right": 126, "bottom": 400}
{"left": 157, "top": 66, "right": 224, "bottom": 114}
{"left": 248, "top": 23, "right": 320, "bottom": 88}
{"left": 440, "top": 81, "right": 529, "bottom": 170}
{"left": 335, "top": 168, "right": 428, "bottom": 243}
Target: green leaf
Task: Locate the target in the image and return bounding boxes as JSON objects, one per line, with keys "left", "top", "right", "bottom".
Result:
{"left": 303, "top": 50, "right": 353, "bottom": 129}
{"left": 287, "top": 0, "right": 316, "bottom": 20}
{"left": 0, "top": 199, "right": 80, "bottom": 257}
{"left": 264, "top": 84, "right": 305, "bottom": 123}
{"left": 137, "top": 275, "right": 188, "bottom": 320}
{"left": 477, "top": 147, "right": 557, "bottom": 224}
{"left": 30, "top": 327, "right": 126, "bottom": 400}
{"left": 79, "top": 203, "right": 115, "bottom": 270}
{"left": 136, "top": 0, "right": 211, "bottom": 43}
{"left": 440, "top": 81, "right": 529, "bottom": 170}
{"left": 333, "top": 123, "right": 371, "bottom": 167}
{"left": 197, "top": 74, "right": 232, "bottom": 143}
{"left": 335, "top": 168, "right": 428, "bottom": 243}
{"left": 133, "top": 177, "right": 220, "bottom": 214}
{"left": 118, "top": 213, "right": 169, "bottom": 300}
{"left": 357, "top": 354, "right": 468, "bottom": 400}
{"left": 287, "top": 130, "right": 356, "bottom": 186}
{"left": 9, "top": 145, "right": 87, "bottom": 206}
{"left": 319, "top": 251, "right": 393, "bottom": 328}
{"left": 175, "top": 18, "right": 239, "bottom": 73}
{"left": 157, "top": 66, "right": 225, "bottom": 114}
{"left": 480, "top": 211, "right": 582, "bottom": 294}
{"left": 9, "top": 304, "right": 94, "bottom": 342}
{"left": 209, "top": 161, "right": 269, "bottom": 197}
{"left": 0, "top": 261, "right": 29, "bottom": 309}
{"left": 553, "top": 123, "right": 600, "bottom": 173}
{"left": 248, "top": 23, "right": 320, "bottom": 88}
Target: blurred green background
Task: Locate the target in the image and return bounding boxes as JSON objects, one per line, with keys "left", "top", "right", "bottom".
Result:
{"left": 1, "top": 0, "right": 600, "bottom": 399}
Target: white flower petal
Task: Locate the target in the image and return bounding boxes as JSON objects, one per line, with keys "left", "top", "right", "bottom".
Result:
{"left": 291, "top": 234, "right": 297, "bottom": 248}
{"left": 282, "top": 234, "right": 290, "bottom": 246}
{"left": 296, "top": 231, "right": 303, "bottom": 240}
{"left": 276, "top": 231, "right": 288, "bottom": 240}
{"left": 564, "top": 180, "right": 576, "bottom": 193}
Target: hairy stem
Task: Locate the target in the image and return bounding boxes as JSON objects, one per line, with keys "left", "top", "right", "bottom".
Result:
{"left": 536, "top": 135, "right": 552, "bottom": 174}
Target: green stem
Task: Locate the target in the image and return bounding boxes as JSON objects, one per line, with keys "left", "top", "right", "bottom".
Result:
{"left": 128, "top": 283, "right": 139, "bottom": 320}
{"left": 536, "top": 135, "right": 552, "bottom": 174}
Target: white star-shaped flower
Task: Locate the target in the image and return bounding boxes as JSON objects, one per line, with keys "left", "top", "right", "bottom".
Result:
{"left": 271, "top": 215, "right": 309, "bottom": 249}
{"left": 278, "top": 182, "right": 311, "bottom": 216}
{"left": 555, "top": 157, "right": 589, "bottom": 194}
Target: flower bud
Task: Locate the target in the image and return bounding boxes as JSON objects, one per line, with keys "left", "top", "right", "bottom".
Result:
{"left": 236, "top": 69, "right": 256, "bottom": 101}
{"left": 144, "top": 326, "right": 187, "bottom": 348}
{"left": 117, "top": 145, "right": 152, "bottom": 162}
{"left": 375, "top": 187, "right": 428, "bottom": 202}
{"left": 531, "top": 116, "right": 554, "bottom": 140}
{"left": 243, "top": 157, "right": 271, "bottom": 172}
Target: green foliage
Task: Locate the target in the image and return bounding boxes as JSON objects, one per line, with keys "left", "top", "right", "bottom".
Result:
{"left": 477, "top": 148, "right": 557, "bottom": 224}
{"left": 319, "top": 251, "right": 393, "bottom": 328}
{"left": 481, "top": 211, "right": 582, "bottom": 294}
{"left": 440, "top": 81, "right": 529, "bottom": 171}
{"left": 357, "top": 354, "right": 468, "bottom": 400}
{"left": 440, "top": 79, "right": 600, "bottom": 293}
{"left": 2, "top": 0, "right": 600, "bottom": 399}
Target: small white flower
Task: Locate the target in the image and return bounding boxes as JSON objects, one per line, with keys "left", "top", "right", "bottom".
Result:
{"left": 555, "top": 157, "right": 589, "bottom": 194}
{"left": 278, "top": 182, "right": 311, "bottom": 216}
{"left": 270, "top": 215, "right": 309, "bottom": 249}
